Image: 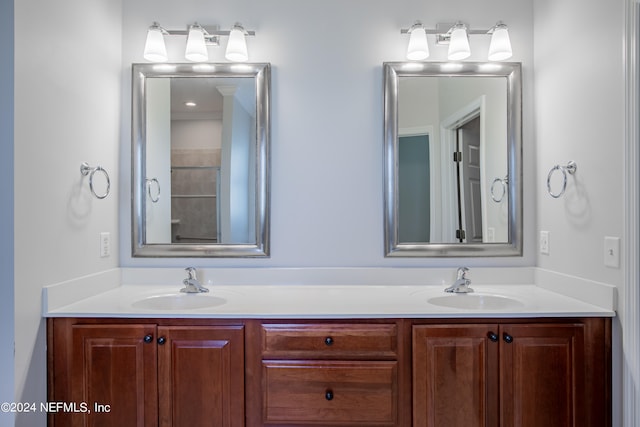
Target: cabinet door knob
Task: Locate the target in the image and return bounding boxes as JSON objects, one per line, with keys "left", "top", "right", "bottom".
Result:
{"left": 503, "top": 333, "right": 514, "bottom": 344}
{"left": 157, "top": 336, "right": 166, "bottom": 345}
{"left": 487, "top": 331, "right": 498, "bottom": 342}
{"left": 324, "top": 337, "right": 334, "bottom": 346}
{"left": 325, "top": 390, "right": 334, "bottom": 401}
{"left": 143, "top": 334, "right": 153, "bottom": 344}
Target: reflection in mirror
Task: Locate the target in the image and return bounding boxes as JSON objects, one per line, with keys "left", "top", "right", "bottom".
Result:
{"left": 132, "top": 63, "right": 270, "bottom": 257}
{"left": 384, "top": 62, "right": 522, "bottom": 257}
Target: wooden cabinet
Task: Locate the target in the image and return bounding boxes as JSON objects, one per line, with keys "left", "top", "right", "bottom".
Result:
{"left": 246, "top": 321, "right": 409, "bottom": 427}
{"left": 48, "top": 319, "right": 245, "bottom": 427}
{"left": 412, "top": 318, "right": 610, "bottom": 427}
{"left": 49, "top": 317, "right": 609, "bottom": 427}
{"left": 412, "top": 324, "right": 498, "bottom": 427}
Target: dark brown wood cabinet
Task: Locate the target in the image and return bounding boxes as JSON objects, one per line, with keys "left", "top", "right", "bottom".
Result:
{"left": 48, "top": 319, "right": 245, "bottom": 427}
{"left": 412, "top": 323, "right": 498, "bottom": 427}
{"left": 412, "top": 318, "right": 610, "bottom": 427}
{"left": 246, "top": 321, "right": 409, "bottom": 427}
{"left": 48, "top": 317, "right": 610, "bottom": 427}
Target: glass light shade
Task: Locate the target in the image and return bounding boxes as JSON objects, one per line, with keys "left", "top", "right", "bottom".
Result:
{"left": 448, "top": 26, "right": 471, "bottom": 60}
{"left": 488, "top": 25, "right": 512, "bottom": 61}
{"left": 185, "top": 25, "right": 208, "bottom": 62}
{"left": 225, "top": 27, "right": 248, "bottom": 62}
{"left": 406, "top": 26, "right": 429, "bottom": 60}
{"left": 143, "top": 25, "right": 167, "bottom": 62}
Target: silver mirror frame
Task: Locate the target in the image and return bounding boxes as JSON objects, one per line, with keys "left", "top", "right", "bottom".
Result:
{"left": 383, "top": 62, "right": 522, "bottom": 257}
{"left": 132, "top": 63, "right": 271, "bottom": 257}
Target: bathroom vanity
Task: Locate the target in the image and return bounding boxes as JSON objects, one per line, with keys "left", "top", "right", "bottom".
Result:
{"left": 46, "top": 281, "right": 612, "bottom": 427}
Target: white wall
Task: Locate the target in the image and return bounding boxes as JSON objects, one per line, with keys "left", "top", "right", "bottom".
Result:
{"left": 533, "top": 0, "right": 625, "bottom": 287}
{"left": 120, "top": 0, "right": 535, "bottom": 268}
{"left": 533, "top": 1, "right": 625, "bottom": 424}
{"left": 9, "top": 0, "right": 627, "bottom": 424}
{"left": 0, "top": 0, "right": 15, "bottom": 425}
{"left": 13, "top": 1, "right": 122, "bottom": 425}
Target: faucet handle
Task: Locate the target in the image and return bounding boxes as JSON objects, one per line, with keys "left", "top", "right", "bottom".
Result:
{"left": 185, "top": 267, "right": 197, "bottom": 280}
{"left": 457, "top": 267, "right": 469, "bottom": 279}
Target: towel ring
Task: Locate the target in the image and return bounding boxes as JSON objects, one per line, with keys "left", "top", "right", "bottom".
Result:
{"left": 490, "top": 176, "right": 508, "bottom": 203}
{"left": 80, "top": 162, "right": 111, "bottom": 200}
{"left": 547, "top": 161, "right": 577, "bottom": 199}
{"left": 146, "top": 178, "right": 161, "bottom": 203}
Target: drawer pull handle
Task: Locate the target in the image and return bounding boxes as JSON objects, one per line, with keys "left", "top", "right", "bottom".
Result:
{"left": 325, "top": 390, "right": 334, "bottom": 401}
{"left": 503, "top": 333, "right": 514, "bottom": 344}
{"left": 143, "top": 334, "right": 153, "bottom": 344}
{"left": 324, "top": 337, "right": 334, "bottom": 346}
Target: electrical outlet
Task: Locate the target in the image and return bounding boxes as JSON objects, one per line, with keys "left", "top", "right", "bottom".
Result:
{"left": 539, "top": 231, "right": 550, "bottom": 255}
{"left": 604, "top": 236, "right": 620, "bottom": 268}
{"left": 100, "top": 232, "right": 111, "bottom": 258}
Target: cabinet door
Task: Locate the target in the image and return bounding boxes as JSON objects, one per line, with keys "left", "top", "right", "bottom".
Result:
{"left": 70, "top": 324, "right": 158, "bottom": 427}
{"left": 413, "top": 324, "right": 499, "bottom": 427}
{"left": 157, "top": 326, "right": 245, "bottom": 427}
{"left": 499, "top": 323, "right": 585, "bottom": 427}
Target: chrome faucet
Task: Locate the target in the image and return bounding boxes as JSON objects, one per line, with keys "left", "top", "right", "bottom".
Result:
{"left": 444, "top": 267, "right": 473, "bottom": 293}
{"left": 180, "top": 267, "right": 209, "bottom": 293}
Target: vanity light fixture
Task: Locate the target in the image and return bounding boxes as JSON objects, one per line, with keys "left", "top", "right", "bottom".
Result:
{"left": 185, "top": 23, "right": 208, "bottom": 62}
{"left": 143, "top": 22, "right": 168, "bottom": 62}
{"left": 401, "top": 21, "right": 513, "bottom": 61}
{"left": 143, "top": 22, "right": 256, "bottom": 63}
{"left": 447, "top": 23, "right": 471, "bottom": 60}
{"left": 487, "top": 22, "right": 513, "bottom": 61}
{"left": 225, "top": 24, "right": 249, "bottom": 62}
{"left": 406, "top": 22, "right": 429, "bottom": 60}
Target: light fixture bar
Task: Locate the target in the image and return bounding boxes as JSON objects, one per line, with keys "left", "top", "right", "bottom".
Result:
{"left": 401, "top": 23, "right": 502, "bottom": 40}
{"left": 143, "top": 22, "right": 256, "bottom": 63}
{"left": 401, "top": 21, "right": 513, "bottom": 61}
{"left": 163, "top": 26, "right": 255, "bottom": 38}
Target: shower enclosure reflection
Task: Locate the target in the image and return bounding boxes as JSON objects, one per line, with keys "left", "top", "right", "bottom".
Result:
{"left": 145, "top": 77, "right": 255, "bottom": 245}
{"left": 132, "top": 63, "right": 270, "bottom": 257}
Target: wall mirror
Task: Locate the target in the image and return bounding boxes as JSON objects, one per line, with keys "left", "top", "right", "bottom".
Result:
{"left": 132, "top": 63, "right": 270, "bottom": 257}
{"left": 384, "top": 62, "right": 522, "bottom": 257}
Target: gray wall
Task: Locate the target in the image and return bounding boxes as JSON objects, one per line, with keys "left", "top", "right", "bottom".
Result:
{"left": 0, "top": 0, "right": 15, "bottom": 423}
{"left": 119, "top": 0, "right": 536, "bottom": 268}
{"left": 9, "top": 0, "right": 627, "bottom": 425}
{"left": 13, "top": 1, "right": 122, "bottom": 425}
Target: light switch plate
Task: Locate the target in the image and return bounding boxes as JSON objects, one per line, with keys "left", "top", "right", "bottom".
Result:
{"left": 604, "top": 236, "right": 620, "bottom": 268}
{"left": 539, "top": 231, "right": 550, "bottom": 255}
{"left": 487, "top": 227, "right": 495, "bottom": 243}
{"left": 100, "top": 232, "right": 111, "bottom": 258}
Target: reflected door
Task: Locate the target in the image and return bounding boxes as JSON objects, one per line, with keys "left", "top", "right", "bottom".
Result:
{"left": 456, "top": 116, "right": 482, "bottom": 243}
{"left": 398, "top": 134, "right": 430, "bottom": 243}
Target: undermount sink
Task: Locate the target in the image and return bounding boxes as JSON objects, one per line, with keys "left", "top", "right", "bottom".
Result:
{"left": 427, "top": 293, "right": 524, "bottom": 310}
{"left": 132, "top": 294, "right": 227, "bottom": 310}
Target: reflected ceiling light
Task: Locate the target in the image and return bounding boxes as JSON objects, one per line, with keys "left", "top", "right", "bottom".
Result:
{"left": 488, "top": 23, "right": 513, "bottom": 61}
{"left": 143, "top": 22, "right": 168, "bottom": 62}
{"left": 447, "top": 23, "right": 471, "bottom": 60}
{"left": 185, "top": 101, "right": 197, "bottom": 107}
{"left": 143, "top": 22, "right": 256, "bottom": 63}
{"left": 225, "top": 24, "right": 249, "bottom": 62}
{"left": 401, "top": 21, "right": 513, "bottom": 62}
{"left": 185, "top": 23, "right": 208, "bottom": 62}
{"left": 406, "top": 22, "right": 429, "bottom": 60}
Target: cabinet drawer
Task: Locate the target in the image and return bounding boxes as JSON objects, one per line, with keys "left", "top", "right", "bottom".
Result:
{"left": 263, "top": 360, "right": 397, "bottom": 425}
{"left": 261, "top": 323, "right": 398, "bottom": 358}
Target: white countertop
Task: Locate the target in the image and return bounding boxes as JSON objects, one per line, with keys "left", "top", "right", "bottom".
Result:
{"left": 42, "top": 268, "right": 616, "bottom": 319}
